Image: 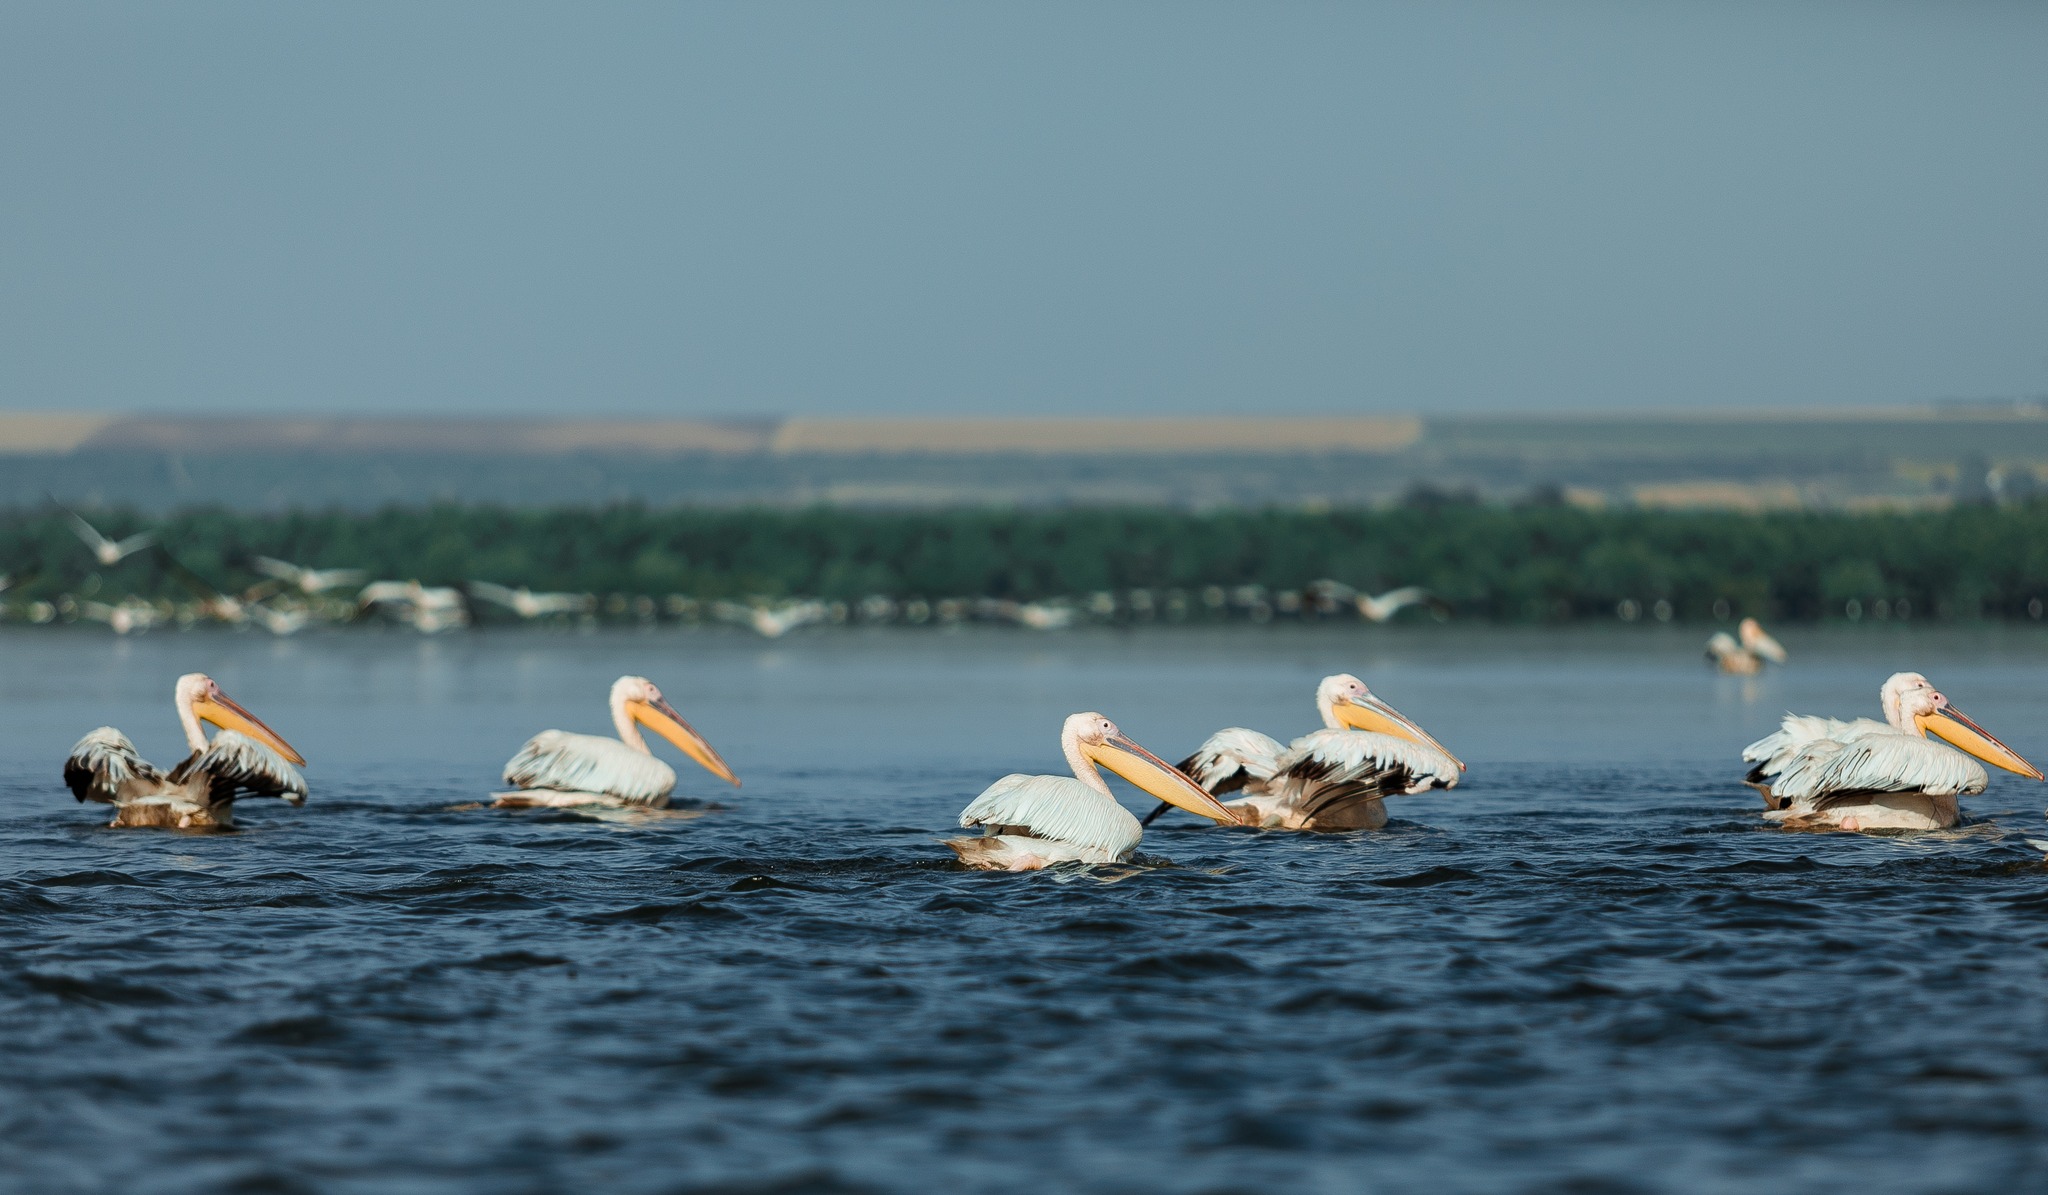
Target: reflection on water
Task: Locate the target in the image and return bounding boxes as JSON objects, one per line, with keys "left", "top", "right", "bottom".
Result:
{"left": 4, "top": 625, "right": 2048, "bottom": 1192}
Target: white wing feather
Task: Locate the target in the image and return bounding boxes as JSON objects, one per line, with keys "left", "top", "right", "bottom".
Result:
{"left": 1743, "top": 715, "right": 1891, "bottom": 776}
{"left": 63, "top": 727, "right": 162, "bottom": 804}
{"left": 1178, "top": 727, "right": 1287, "bottom": 793}
{"left": 176, "top": 730, "right": 309, "bottom": 803}
{"left": 1277, "top": 728, "right": 1462, "bottom": 794}
{"left": 957, "top": 774, "right": 1142, "bottom": 858}
{"left": 502, "top": 730, "right": 676, "bottom": 805}
{"left": 1766, "top": 729, "right": 1987, "bottom": 803}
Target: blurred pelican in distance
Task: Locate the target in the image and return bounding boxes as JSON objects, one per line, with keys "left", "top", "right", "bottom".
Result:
{"left": 1706, "top": 617, "right": 1788, "bottom": 675}
{"left": 1742, "top": 671, "right": 2041, "bottom": 832}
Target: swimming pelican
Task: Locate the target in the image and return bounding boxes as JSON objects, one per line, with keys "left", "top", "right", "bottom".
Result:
{"left": 946, "top": 712, "right": 1237, "bottom": 870}
{"left": 1742, "top": 671, "right": 2042, "bottom": 831}
{"left": 493, "top": 675, "right": 739, "bottom": 808}
{"left": 1157, "top": 674, "right": 1464, "bottom": 831}
{"left": 1707, "top": 618, "right": 1787, "bottom": 674}
{"left": 63, "top": 673, "right": 307, "bottom": 829}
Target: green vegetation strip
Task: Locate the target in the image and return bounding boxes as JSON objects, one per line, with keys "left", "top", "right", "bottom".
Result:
{"left": 3, "top": 504, "right": 2045, "bottom": 622}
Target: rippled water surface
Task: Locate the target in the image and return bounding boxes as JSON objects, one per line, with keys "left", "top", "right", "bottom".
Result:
{"left": 6, "top": 624, "right": 2048, "bottom": 1194}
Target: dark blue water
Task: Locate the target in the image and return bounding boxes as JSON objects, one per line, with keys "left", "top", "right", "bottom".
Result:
{"left": 5, "top": 625, "right": 2048, "bottom": 1193}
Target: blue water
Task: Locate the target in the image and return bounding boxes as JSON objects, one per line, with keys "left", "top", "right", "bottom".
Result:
{"left": 4, "top": 624, "right": 2048, "bottom": 1193}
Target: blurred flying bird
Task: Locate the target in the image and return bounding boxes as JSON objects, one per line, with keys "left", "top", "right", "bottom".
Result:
{"left": 358, "top": 580, "right": 468, "bottom": 632}
{"left": 1741, "top": 671, "right": 2042, "bottom": 832}
{"left": 468, "top": 581, "right": 594, "bottom": 619}
{"left": 78, "top": 598, "right": 163, "bottom": 636}
{"left": 57, "top": 505, "right": 155, "bottom": 567}
{"left": 1356, "top": 586, "right": 1447, "bottom": 623}
{"left": 713, "top": 598, "right": 828, "bottom": 639}
{"left": 252, "top": 556, "right": 367, "bottom": 595}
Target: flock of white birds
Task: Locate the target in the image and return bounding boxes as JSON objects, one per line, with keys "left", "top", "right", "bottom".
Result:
{"left": 3, "top": 510, "right": 1459, "bottom": 638}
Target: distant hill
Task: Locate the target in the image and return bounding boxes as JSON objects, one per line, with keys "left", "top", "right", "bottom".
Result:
{"left": 4, "top": 406, "right": 2046, "bottom": 511}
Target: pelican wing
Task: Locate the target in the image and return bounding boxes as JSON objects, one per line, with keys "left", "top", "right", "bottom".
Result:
{"left": 1177, "top": 727, "right": 1287, "bottom": 795}
{"left": 1748, "top": 629, "right": 1788, "bottom": 664}
{"left": 958, "top": 774, "right": 1142, "bottom": 858}
{"left": 168, "top": 730, "right": 309, "bottom": 804}
{"left": 63, "top": 728, "right": 163, "bottom": 804}
{"left": 1743, "top": 715, "right": 1889, "bottom": 778}
{"left": 1767, "top": 730, "right": 1989, "bottom": 804}
{"left": 502, "top": 730, "right": 675, "bottom": 805}
{"left": 1271, "top": 728, "right": 1461, "bottom": 822}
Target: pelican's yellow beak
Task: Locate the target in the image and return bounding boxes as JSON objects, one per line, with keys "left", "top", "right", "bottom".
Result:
{"left": 1334, "top": 693, "right": 1465, "bottom": 772}
{"left": 1085, "top": 734, "right": 1237, "bottom": 824}
{"left": 194, "top": 690, "right": 307, "bottom": 765}
{"left": 631, "top": 697, "right": 741, "bottom": 787}
{"left": 1918, "top": 706, "right": 2044, "bottom": 780}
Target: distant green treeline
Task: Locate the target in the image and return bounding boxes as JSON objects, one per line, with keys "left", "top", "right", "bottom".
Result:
{"left": 4, "top": 502, "right": 2047, "bottom": 622}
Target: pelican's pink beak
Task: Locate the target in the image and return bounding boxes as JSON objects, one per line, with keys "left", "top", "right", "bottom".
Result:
{"left": 630, "top": 695, "right": 741, "bottom": 787}
{"left": 193, "top": 685, "right": 307, "bottom": 765}
{"left": 1918, "top": 701, "right": 2043, "bottom": 780}
{"left": 1333, "top": 693, "right": 1464, "bottom": 771}
{"left": 1085, "top": 734, "right": 1238, "bottom": 824}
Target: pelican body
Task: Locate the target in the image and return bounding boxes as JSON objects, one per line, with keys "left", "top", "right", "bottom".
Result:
{"left": 1743, "top": 671, "right": 2042, "bottom": 831}
{"left": 1707, "top": 618, "right": 1788, "bottom": 675}
{"left": 63, "top": 674, "right": 307, "bottom": 829}
{"left": 1166, "top": 674, "right": 1464, "bottom": 831}
{"left": 946, "top": 713, "right": 1236, "bottom": 870}
{"left": 494, "top": 676, "right": 739, "bottom": 809}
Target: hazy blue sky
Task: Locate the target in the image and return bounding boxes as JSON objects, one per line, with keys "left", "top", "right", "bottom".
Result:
{"left": 1, "top": 2, "right": 2043, "bottom": 418}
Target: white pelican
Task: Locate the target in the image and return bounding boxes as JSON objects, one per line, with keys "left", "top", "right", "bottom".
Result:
{"left": 359, "top": 580, "right": 468, "bottom": 632}
{"left": 946, "top": 712, "right": 1237, "bottom": 870}
{"left": 1706, "top": 618, "right": 1787, "bottom": 675}
{"left": 469, "top": 581, "right": 593, "bottom": 619}
{"left": 493, "top": 675, "right": 739, "bottom": 808}
{"left": 1742, "top": 671, "right": 2042, "bottom": 831}
{"left": 63, "top": 673, "right": 307, "bottom": 829}
{"left": 1356, "top": 586, "right": 1446, "bottom": 623}
{"left": 1158, "top": 674, "right": 1464, "bottom": 831}
{"left": 712, "top": 598, "right": 829, "bottom": 639}
{"left": 253, "top": 556, "right": 366, "bottom": 595}
{"left": 59, "top": 506, "right": 155, "bottom": 567}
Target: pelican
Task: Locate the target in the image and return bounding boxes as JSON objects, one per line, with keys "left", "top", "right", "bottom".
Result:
{"left": 252, "top": 556, "right": 366, "bottom": 595}
{"left": 359, "top": 580, "right": 468, "bottom": 632}
{"left": 58, "top": 506, "right": 155, "bottom": 567}
{"left": 493, "top": 675, "right": 739, "bottom": 808}
{"left": 1357, "top": 586, "right": 1446, "bottom": 623}
{"left": 1742, "top": 671, "right": 2043, "bottom": 831}
{"left": 1707, "top": 618, "right": 1787, "bottom": 675}
{"left": 713, "top": 598, "right": 829, "bottom": 639}
{"left": 1156, "top": 674, "right": 1464, "bottom": 831}
{"left": 946, "top": 712, "right": 1237, "bottom": 870}
{"left": 63, "top": 673, "right": 307, "bottom": 829}
{"left": 469, "top": 580, "right": 593, "bottom": 619}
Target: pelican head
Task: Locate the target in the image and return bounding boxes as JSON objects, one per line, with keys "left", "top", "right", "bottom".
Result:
{"left": 1882, "top": 671, "right": 2043, "bottom": 780}
{"left": 1737, "top": 617, "right": 1787, "bottom": 663}
{"left": 610, "top": 675, "right": 740, "bottom": 787}
{"left": 1065, "top": 712, "right": 1236, "bottom": 824}
{"left": 175, "top": 672, "right": 306, "bottom": 764}
{"left": 1317, "top": 673, "right": 1465, "bottom": 771}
